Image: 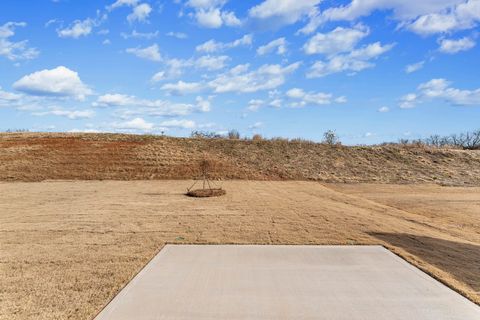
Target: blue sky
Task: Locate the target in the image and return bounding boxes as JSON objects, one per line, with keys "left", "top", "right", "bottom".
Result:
{"left": 0, "top": 0, "right": 479, "bottom": 144}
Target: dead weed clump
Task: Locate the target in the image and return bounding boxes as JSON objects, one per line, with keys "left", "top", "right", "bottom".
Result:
{"left": 186, "top": 157, "right": 227, "bottom": 197}
{"left": 186, "top": 188, "right": 226, "bottom": 197}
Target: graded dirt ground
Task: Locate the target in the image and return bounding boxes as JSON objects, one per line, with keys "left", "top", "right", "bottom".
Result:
{"left": 0, "top": 181, "right": 479, "bottom": 320}
{"left": 1, "top": 133, "right": 480, "bottom": 185}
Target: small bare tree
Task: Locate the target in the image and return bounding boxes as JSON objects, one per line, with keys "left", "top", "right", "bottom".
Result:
{"left": 426, "top": 134, "right": 442, "bottom": 147}
{"left": 323, "top": 130, "right": 340, "bottom": 145}
{"left": 186, "top": 156, "right": 226, "bottom": 197}
{"left": 227, "top": 129, "right": 240, "bottom": 140}
{"left": 462, "top": 130, "right": 480, "bottom": 150}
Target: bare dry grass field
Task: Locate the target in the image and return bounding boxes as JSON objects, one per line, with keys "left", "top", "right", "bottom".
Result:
{"left": 1, "top": 180, "right": 479, "bottom": 319}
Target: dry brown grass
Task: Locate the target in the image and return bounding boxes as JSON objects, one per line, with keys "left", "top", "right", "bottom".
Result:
{"left": 0, "top": 180, "right": 479, "bottom": 319}
{"left": 1, "top": 132, "right": 480, "bottom": 185}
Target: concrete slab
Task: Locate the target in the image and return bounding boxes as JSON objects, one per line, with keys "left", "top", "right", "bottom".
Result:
{"left": 95, "top": 245, "right": 480, "bottom": 320}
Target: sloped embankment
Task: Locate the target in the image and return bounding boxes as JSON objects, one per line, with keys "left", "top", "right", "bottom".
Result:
{"left": 0, "top": 132, "right": 479, "bottom": 185}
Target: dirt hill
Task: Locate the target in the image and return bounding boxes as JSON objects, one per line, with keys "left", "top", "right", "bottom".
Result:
{"left": 1, "top": 132, "right": 479, "bottom": 185}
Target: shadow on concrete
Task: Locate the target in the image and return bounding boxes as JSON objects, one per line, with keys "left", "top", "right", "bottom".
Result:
{"left": 369, "top": 232, "right": 480, "bottom": 293}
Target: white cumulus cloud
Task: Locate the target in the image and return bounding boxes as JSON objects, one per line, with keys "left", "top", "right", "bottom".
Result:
{"left": 121, "top": 30, "right": 159, "bottom": 39}
{"left": 407, "top": 0, "right": 480, "bottom": 35}
{"left": 195, "top": 8, "right": 223, "bottom": 28}
{"left": 159, "top": 119, "right": 196, "bottom": 129}
{"left": 399, "top": 78, "right": 480, "bottom": 108}
{"left": 195, "top": 96, "right": 212, "bottom": 112}
{"left": 166, "top": 31, "right": 188, "bottom": 39}
{"left": 195, "top": 55, "right": 230, "bottom": 70}
{"left": 113, "top": 117, "right": 154, "bottom": 131}
{"left": 300, "top": 0, "right": 480, "bottom": 36}
{"left": 13, "top": 66, "right": 92, "bottom": 100}
{"left": 107, "top": 0, "right": 139, "bottom": 11}
{"left": 150, "top": 55, "right": 228, "bottom": 82}
{"left": 57, "top": 16, "right": 103, "bottom": 39}
{"left": 405, "top": 61, "right": 424, "bottom": 73}
{"left": 0, "top": 87, "right": 22, "bottom": 102}
{"left": 33, "top": 108, "right": 95, "bottom": 120}
{"left": 249, "top": 0, "right": 320, "bottom": 27}
{"left": 257, "top": 37, "right": 287, "bottom": 55}
{"left": 247, "top": 99, "right": 264, "bottom": 111}
{"left": 221, "top": 11, "right": 242, "bottom": 27}
{"left": 0, "top": 22, "right": 39, "bottom": 61}
{"left": 186, "top": 0, "right": 241, "bottom": 28}
{"left": 107, "top": 0, "right": 151, "bottom": 24}
{"left": 160, "top": 62, "right": 301, "bottom": 95}
{"left": 438, "top": 37, "right": 476, "bottom": 54}
{"left": 307, "top": 42, "right": 394, "bottom": 78}
{"left": 196, "top": 34, "right": 252, "bottom": 53}
{"left": 94, "top": 93, "right": 137, "bottom": 107}
{"left": 303, "top": 25, "right": 369, "bottom": 56}
{"left": 286, "top": 88, "right": 346, "bottom": 107}
{"left": 399, "top": 93, "right": 418, "bottom": 109}
{"left": 208, "top": 62, "right": 301, "bottom": 93}
{"left": 93, "top": 93, "right": 211, "bottom": 116}
{"left": 126, "top": 44, "right": 161, "bottom": 61}
{"left": 378, "top": 106, "right": 390, "bottom": 112}
{"left": 161, "top": 81, "right": 205, "bottom": 95}
{"left": 127, "top": 3, "right": 152, "bottom": 23}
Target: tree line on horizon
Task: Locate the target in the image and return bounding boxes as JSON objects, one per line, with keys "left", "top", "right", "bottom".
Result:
{"left": 2, "top": 128, "right": 479, "bottom": 150}
{"left": 191, "top": 129, "right": 480, "bottom": 150}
